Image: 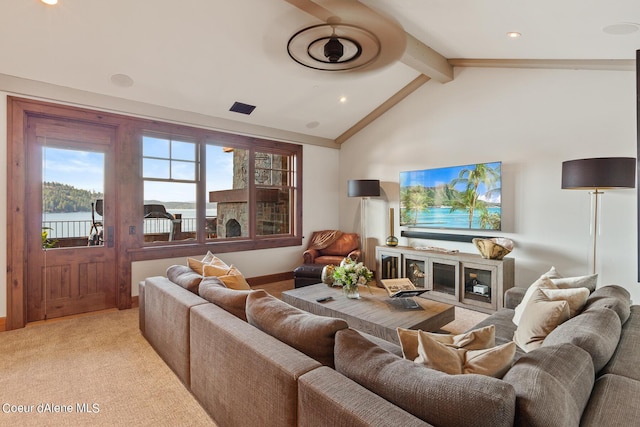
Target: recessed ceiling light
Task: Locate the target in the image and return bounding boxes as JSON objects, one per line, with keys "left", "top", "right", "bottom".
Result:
{"left": 339, "top": 96, "right": 347, "bottom": 103}
{"left": 110, "top": 73, "right": 134, "bottom": 88}
{"left": 506, "top": 32, "right": 521, "bottom": 38}
{"left": 306, "top": 121, "right": 320, "bottom": 129}
{"left": 602, "top": 23, "right": 640, "bottom": 35}
{"left": 41, "top": 0, "right": 58, "bottom": 5}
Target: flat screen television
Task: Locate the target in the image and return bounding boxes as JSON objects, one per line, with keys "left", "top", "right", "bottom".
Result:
{"left": 399, "top": 161, "right": 502, "bottom": 230}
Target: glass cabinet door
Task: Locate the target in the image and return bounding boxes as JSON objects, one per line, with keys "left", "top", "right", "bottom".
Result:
{"left": 403, "top": 256, "right": 426, "bottom": 288}
{"left": 461, "top": 262, "right": 497, "bottom": 310}
{"left": 378, "top": 251, "right": 400, "bottom": 280}
{"left": 428, "top": 258, "right": 459, "bottom": 301}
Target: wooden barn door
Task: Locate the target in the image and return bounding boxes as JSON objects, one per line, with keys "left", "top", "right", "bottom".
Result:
{"left": 25, "top": 116, "right": 117, "bottom": 322}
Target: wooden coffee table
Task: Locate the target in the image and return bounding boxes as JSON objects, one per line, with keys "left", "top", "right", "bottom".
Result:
{"left": 282, "top": 283, "right": 455, "bottom": 345}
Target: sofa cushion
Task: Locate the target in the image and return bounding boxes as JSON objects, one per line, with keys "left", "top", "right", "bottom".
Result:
{"left": 198, "top": 278, "right": 252, "bottom": 321}
{"left": 334, "top": 328, "right": 516, "bottom": 427}
{"left": 601, "top": 305, "right": 640, "bottom": 381}
{"left": 166, "top": 264, "right": 203, "bottom": 293}
{"left": 413, "top": 331, "right": 515, "bottom": 377}
{"left": 398, "top": 325, "right": 496, "bottom": 361}
{"left": 583, "top": 285, "right": 631, "bottom": 324}
{"left": 246, "top": 290, "right": 348, "bottom": 367}
{"left": 542, "top": 307, "right": 621, "bottom": 372}
{"left": 513, "top": 288, "right": 570, "bottom": 352}
{"left": 502, "top": 343, "right": 594, "bottom": 427}
{"left": 580, "top": 374, "right": 640, "bottom": 427}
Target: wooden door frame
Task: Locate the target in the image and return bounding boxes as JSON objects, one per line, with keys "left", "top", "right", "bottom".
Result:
{"left": 6, "top": 97, "right": 132, "bottom": 330}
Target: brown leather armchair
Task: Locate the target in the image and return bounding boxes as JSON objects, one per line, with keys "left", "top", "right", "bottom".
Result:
{"left": 303, "top": 230, "right": 361, "bottom": 265}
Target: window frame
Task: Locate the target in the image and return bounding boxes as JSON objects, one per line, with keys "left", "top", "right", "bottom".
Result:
{"left": 139, "top": 125, "right": 303, "bottom": 253}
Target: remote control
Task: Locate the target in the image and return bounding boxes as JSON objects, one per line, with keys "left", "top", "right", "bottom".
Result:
{"left": 316, "top": 296, "right": 333, "bottom": 303}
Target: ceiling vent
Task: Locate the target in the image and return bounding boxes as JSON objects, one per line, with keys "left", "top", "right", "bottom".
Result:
{"left": 229, "top": 102, "right": 256, "bottom": 115}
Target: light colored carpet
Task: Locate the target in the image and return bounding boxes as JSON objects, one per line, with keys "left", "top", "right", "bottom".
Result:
{"left": 0, "top": 309, "right": 215, "bottom": 426}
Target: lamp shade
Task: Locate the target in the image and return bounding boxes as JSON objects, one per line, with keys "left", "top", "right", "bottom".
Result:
{"left": 348, "top": 179, "right": 380, "bottom": 197}
{"left": 561, "top": 157, "right": 636, "bottom": 189}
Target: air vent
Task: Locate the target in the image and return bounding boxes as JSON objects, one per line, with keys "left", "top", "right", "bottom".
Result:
{"left": 229, "top": 101, "right": 256, "bottom": 115}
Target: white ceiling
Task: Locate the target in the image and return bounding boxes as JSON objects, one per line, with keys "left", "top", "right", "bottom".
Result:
{"left": 1, "top": 0, "right": 639, "bottom": 142}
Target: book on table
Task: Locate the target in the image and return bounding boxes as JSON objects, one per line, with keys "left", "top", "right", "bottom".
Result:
{"left": 381, "top": 278, "right": 429, "bottom": 298}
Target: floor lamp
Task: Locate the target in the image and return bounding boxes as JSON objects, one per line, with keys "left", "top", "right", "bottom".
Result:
{"left": 348, "top": 179, "right": 380, "bottom": 269}
{"left": 561, "top": 157, "right": 636, "bottom": 274}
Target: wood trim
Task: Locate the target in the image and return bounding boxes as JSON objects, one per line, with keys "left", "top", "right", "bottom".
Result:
{"left": 7, "top": 97, "right": 305, "bottom": 328}
{"left": 131, "top": 296, "right": 139, "bottom": 308}
{"left": 247, "top": 271, "right": 295, "bottom": 287}
{"left": 0, "top": 317, "right": 5, "bottom": 332}
{"left": 448, "top": 58, "right": 635, "bottom": 72}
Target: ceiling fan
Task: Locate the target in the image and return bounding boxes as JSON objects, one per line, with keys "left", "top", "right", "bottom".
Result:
{"left": 284, "top": 0, "right": 453, "bottom": 82}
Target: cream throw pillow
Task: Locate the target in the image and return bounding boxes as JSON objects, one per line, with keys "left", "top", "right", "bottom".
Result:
{"left": 397, "top": 325, "right": 496, "bottom": 361}
{"left": 541, "top": 287, "right": 590, "bottom": 318}
{"left": 414, "top": 331, "right": 515, "bottom": 377}
{"left": 513, "top": 288, "right": 570, "bottom": 352}
{"left": 543, "top": 266, "right": 598, "bottom": 292}
{"left": 512, "top": 276, "right": 557, "bottom": 326}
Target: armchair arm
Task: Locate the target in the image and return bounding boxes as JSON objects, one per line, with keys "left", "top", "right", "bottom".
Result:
{"left": 347, "top": 250, "right": 361, "bottom": 262}
{"left": 303, "top": 249, "right": 320, "bottom": 264}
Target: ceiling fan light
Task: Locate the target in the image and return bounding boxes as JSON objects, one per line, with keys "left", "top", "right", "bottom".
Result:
{"left": 324, "top": 37, "right": 344, "bottom": 62}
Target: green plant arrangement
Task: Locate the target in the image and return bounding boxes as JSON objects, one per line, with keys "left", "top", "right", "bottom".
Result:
{"left": 42, "top": 227, "right": 58, "bottom": 249}
{"left": 332, "top": 258, "right": 373, "bottom": 299}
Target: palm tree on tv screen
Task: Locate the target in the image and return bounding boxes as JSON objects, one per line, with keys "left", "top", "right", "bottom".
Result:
{"left": 450, "top": 163, "right": 501, "bottom": 229}
{"left": 401, "top": 186, "right": 432, "bottom": 225}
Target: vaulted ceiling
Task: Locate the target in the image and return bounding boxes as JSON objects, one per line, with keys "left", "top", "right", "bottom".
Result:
{"left": 2, "top": 0, "right": 638, "bottom": 144}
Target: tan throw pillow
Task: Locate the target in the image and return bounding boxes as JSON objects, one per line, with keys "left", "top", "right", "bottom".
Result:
{"left": 166, "top": 264, "right": 203, "bottom": 293}
{"left": 246, "top": 290, "right": 348, "bottom": 367}
{"left": 414, "top": 331, "right": 515, "bottom": 378}
{"left": 541, "top": 287, "right": 590, "bottom": 318}
{"left": 217, "top": 265, "right": 251, "bottom": 290}
{"left": 512, "top": 276, "right": 557, "bottom": 325}
{"left": 397, "top": 325, "right": 496, "bottom": 361}
{"left": 513, "top": 288, "right": 570, "bottom": 352}
{"left": 202, "top": 263, "right": 231, "bottom": 278}
{"left": 187, "top": 251, "right": 230, "bottom": 275}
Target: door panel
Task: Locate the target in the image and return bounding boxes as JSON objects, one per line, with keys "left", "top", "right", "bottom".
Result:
{"left": 26, "top": 116, "right": 117, "bottom": 322}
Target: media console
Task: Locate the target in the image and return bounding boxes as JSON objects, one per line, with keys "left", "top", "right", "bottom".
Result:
{"left": 375, "top": 245, "right": 514, "bottom": 314}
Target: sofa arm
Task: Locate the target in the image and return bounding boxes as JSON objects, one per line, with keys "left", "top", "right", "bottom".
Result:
{"left": 298, "top": 367, "right": 431, "bottom": 427}
{"left": 303, "top": 249, "right": 320, "bottom": 264}
{"left": 505, "top": 287, "right": 527, "bottom": 309}
{"left": 347, "top": 249, "right": 361, "bottom": 262}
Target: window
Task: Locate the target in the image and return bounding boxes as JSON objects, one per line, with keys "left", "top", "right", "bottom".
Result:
{"left": 142, "top": 130, "right": 302, "bottom": 250}
{"left": 143, "top": 135, "right": 198, "bottom": 243}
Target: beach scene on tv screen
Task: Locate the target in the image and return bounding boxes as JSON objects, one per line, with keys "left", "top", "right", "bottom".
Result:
{"left": 400, "top": 162, "right": 501, "bottom": 230}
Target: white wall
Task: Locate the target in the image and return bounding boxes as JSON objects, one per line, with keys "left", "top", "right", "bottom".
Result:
{"left": 339, "top": 67, "right": 639, "bottom": 303}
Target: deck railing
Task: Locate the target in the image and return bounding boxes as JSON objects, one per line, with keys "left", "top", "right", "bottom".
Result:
{"left": 43, "top": 217, "right": 199, "bottom": 239}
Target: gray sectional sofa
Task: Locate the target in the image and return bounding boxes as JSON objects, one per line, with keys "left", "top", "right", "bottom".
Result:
{"left": 139, "top": 274, "right": 639, "bottom": 427}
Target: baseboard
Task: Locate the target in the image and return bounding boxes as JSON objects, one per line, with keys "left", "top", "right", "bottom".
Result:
{"left": 0, "top": 317, "right": 5, "bottom": 332}
{"left": 131, "top": 296, "right": 139, "bottom": 308}
{"left": 247, "top": 271, "right": 294, "bottom": 287}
